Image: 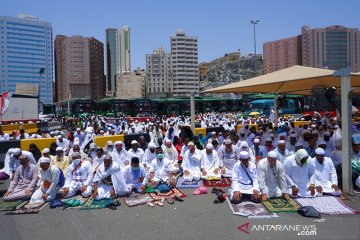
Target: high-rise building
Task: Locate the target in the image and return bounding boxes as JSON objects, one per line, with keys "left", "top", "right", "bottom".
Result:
{"left": 55, "top": 35, "right": 104, "bottom": 102}
{"left": 146, "top": 47, "right": 173, "bottom": 98}
{"left": 116, "top": 70, "right": 145, "bottom": 99}
{"left": 302, "top": 25, "right": 360, "bottom": 72}
{"left": 263, "top": 25, "right": 360, "bottom": 73}
{"left": 0, "top": 14, "right": 53, "bottom": 104}
{"left": 263, "top": 36, "right": 302, "bottom": 74}
{"left": 171, "top": 29, "right": 199, "bottom": 96}
{"left": 105, "top": 26, "right": 131, "bottom": 96}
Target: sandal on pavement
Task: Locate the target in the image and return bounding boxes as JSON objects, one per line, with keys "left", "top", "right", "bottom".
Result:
{"left": 167, "top": 197, "right": 175, "bottom": 204}
{"left": 154, "top": 201, "right": 164, "bottom": 206}
{"left": 147, "top": 202, "right": 155, "bottom": 207}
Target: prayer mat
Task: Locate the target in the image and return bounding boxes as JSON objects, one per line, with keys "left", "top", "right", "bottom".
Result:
{"left": 80, "top": 197, "right": 117, "bottom": 210}
{"left": 295, "top": 196, "right": 357, "bottom": 215}
{"left": 262, "top": 197, "right": 300, "bottom": 213}
{"left": 7, "top": 201, "right": 48, "bottom": 215}
{"left": 149, "top": 188, "right": 186, "bottom": 201}
{"left": 176, "top": 177, "right": 203, "bottom": 188}
{"left": 226, "top": 198, "right": 278, "bottom": 219}
{"left": 0, "top": 200, "right": 23, "bottom": 211}
{"left": 124, "top": 193, "right": 154, "bottom": 207}
{"left": 62, "top": 195, "right": 88, "bottom": 209}
{"left": 203, "top": 177, "right": 231, "bottom": 188}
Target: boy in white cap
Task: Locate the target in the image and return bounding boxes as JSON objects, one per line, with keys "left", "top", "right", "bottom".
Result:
{"left": 182, "top": 142, "right": 202, "bottom": 181}
{"left": 257, "top": 151, "right": 289, "bottom": 201}
{"left": 200, "top": 143, "right": 221, "bottom": 180}
{"left": 30, "top": 157, "right": 63, "bottom": 202}
{"left": 229, "top": 151, "right": 261, "bottom": 204}
{"left": 313, "top": 148, "right": 341, "bottom": 196}
{"left": 284, "top": 149, "right": 316, "bottom": 198}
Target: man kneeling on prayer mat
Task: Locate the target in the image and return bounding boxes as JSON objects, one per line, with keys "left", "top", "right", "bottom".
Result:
{"left": 200, "top": 143, "right": 221, "bottom": 180}
{"left": 229, "top": 151, "right": 261, "bottom": 204}
{"left": 182, "top": 141, "right": 202, "bottom": 181}
{"left": 92, "top": 155, "right": 129, "bottom": 200}
{"left": 141, "top": 147, "right": 176, "bottom": 192}
{"left": 313, "top": 148, "right": 341, "bottom": 196}
{"left": 124, "top": 157, "right": 146, "bottom": 193}
{"left": 3, "top": 154, "right": 38, "bottom": 202}
{"left": 257, "top": 151, "right": 290, "bottom": 201}
{"left": 30, "top": 157, "right": 63, "bottom": 202}
{"left": 62, "top": 152, "right": 92, "bottom": 198}
{"left": 284, "top": 149, "right": 317, "bottom": 198}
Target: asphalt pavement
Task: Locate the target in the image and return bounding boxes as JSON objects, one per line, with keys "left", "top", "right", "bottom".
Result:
{"left": 0, "top": 179, "right": 359, "bottom": 240}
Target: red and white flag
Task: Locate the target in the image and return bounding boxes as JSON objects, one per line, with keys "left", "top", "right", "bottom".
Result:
{"left": 0, "top": 92, "right": 13, "bottom": 116}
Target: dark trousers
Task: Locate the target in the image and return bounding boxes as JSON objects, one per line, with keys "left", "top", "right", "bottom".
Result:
{"left": 231, "top": 193, "right": 261, "bottom": 204}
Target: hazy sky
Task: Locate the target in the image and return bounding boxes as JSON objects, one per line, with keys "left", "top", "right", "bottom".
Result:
{"left": 2, "top": 0, "right": 359, "bottom": 69}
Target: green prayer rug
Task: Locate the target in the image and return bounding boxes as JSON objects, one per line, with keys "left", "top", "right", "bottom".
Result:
{"left": 0, "top": 200, "right": 23, "bottom": 211}
{"left": 262, "top": 198, "right": 300, "bottom": 212}
{"left": 80, "top": 197, "right": 115, "bottom": 210}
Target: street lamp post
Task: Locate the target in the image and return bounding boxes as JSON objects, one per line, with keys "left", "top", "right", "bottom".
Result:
{"left": 250, "top": 20, "right": 259, "bottom": 76}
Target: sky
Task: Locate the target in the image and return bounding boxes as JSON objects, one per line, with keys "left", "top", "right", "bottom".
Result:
{"left": 2, "top": 0, "right": 359, "bottom": 69}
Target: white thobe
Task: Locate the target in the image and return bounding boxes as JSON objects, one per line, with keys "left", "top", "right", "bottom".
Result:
{"left": 111, "top": 149, "right": 130, "bottom": 172}
{"left": 314, "top": 157, "right": 340, "bottom": 196}
{"left": 182, "top": 149, "right": 202, "bottom": 181}
{"left": 127, "top": 148, "right": 145, "bottom": 164}
{"left": 64, "top": 160, "right": 92, "bottom": 198}
{"left": 124, "top": 165, "right": 146, "bottom": 190}
{"left": 284, "top": 156, "right": 316, "bottom": 197}
{"left": 218, "top": 145, "right": 239, "bottom": 177}
{"left": 200, "top": 150, "right": 221, "bottom": 180}
{"left": 230, "top": 162, "right": 260, "bottom": 197}
{"left": 257, "top": 159, "right": 287, "bottom": 198}
{"left": 273, "top": 148, "right": 293, "bottom": 164}
{"left": 149, "top": 157, "right": 172, "bottom": 183}
{"left": 142, "top": 149, "right": 156, "bottom": 168}
{"left": 31, "top": 166, "right": 61, "bottom": 202}
{"left": 162, "top": 146, "right": 179, "bottom": 173}
{"left": 9, "top": 151, "right": 36, "bottom": 172}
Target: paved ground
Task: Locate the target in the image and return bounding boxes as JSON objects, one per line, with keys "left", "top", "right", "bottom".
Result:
{"left": 0, "top": 180, "right": 359, "bottom": 240}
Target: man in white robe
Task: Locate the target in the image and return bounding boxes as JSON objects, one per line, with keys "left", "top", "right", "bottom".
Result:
{"left": 218, "top": 139, "right": 239, "bottom": 177}
{"left": 273, "top": 140, "right": 292, "bottom": 164}
{"left": 9, "top": 148, "right": 36, "bottom": 178}
{"left": 182, "top": 142, "right": 202, "bottom": 181}
{"left": 313, "top": 148, "right": 341, "bottom": 196}
{"left": 30, "top": 157, "right": 62, "bottom": 202}
{"left": 162, "top": 139, "right": 179, "bottom": 173}
{"left": 111, "top": 141, "right": 130, "bottom": 172}
{"left": 62, "top": 152, "right": 92, "bottom": 198}
{"left": 284, "top": 149, "right": 316, "bottom": 198}
{"left": 124, "top": 157, "right": 146, "bottom": 193}
{"left": 127, "top": 140, "right": 144, "bottom": 164}
{"left": 200, "top": 143, "right": 221, "bottom": 180}
{"left": 229, "top": 151, "right": 261, "bottom": 204}
{"left": 92, "top": 155, "right": 129, "bottom": 199}
{"left": 142, "top": 142, "right": 157, "bottom": 169}
{"left": 257, "top": 151, "right": 289, "bottom": 201}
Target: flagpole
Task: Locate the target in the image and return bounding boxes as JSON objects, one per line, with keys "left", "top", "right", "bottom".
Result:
{"left": 67, "top": 93, "right": 70, "bottom": 116}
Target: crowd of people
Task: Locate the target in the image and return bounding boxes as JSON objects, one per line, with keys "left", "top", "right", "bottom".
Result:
{"left": 0, "top": 111, "right": 360, "bottom": 206}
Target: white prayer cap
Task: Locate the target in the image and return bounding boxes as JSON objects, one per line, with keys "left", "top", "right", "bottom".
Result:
{"left": 187, "top": 141, "right": 195, "bottom": 146}
{"left": 267, "top": 151, "right": 277, "bottom": 159}
{"left": 56, "top": 135, "right": 62, "bottom": 139}
{"left": 265, "top": 137, "right": 272, "bottom": 142}
{"left": 42, "top": 148, "right": 50, "bottom": 154}
{"left": 108, "top": 127, "right": 112, "bottom": 130}
{"left": 253, "top": 138, "right": 260, "bottom": 144}
{"left": 114, "top": 141, "right": 123, "bottom": 145}
{"left": 211, "top": 131, "right": 216, "bottom": 135}
{"left": 311, "top": 124, "right": 316, "bottom": 128}
{"left": 71, "top": 152, "right": 81, "bottom": 159}
{"left": 13, "top": 148, "right": 21, "bottom": 156}
{"left": 148, "top": 142, "right": 156, "bottom": 148}
{"left": 56, "top": 146, "right": 63, "bottom": 152}
{"left": 240, "top": 141, "right": 249, "bottom": 148}
{"left": 107, "top": 141, "right": 114, "bottom": 145}
{"left": 318, "top": 140, "right": 326, "bottom": 146}
{"left": 278, "top": 140, "right": 286, "bottom": 145}
{"left": 295, "top": 142, "right": 303, "bottom": 147}
{"left": 290, "top": 133, "right": 297, "bottom": 138}
{"left": 55, "top": 130, "right": 60, "bottom": 134}
{"left": 206, "top": 143, "right": 214, "bottom": 150}
{"left": 76, "top": 128, "right": 81, "bottom": 131}
{"left": 239, "top": 151, "right": 250, "bottom": 160}
{"left": 269, "top": 133, "right": 275, "bottom": 137}
{"left": 89, "top": 143, "right": 97, "bottom": 149}
{"left": 166, "top": 139, "right": 172, "bottom": 143}
{"left": 324, "top": 131, "right": 331, "bottom": 136}
{"left": 103, "top": 154, "right": 112, "bottom": 160}
{"left": 131, "top": 140, "right": 138, "bottom": 145}
{"left": 86, "top": 133, "right": 92, "bottom": 138}
{"left": 239, "top": 129, "right": 246, "bottom": 134}
{"left": 224, "top": 138, "right": 232, "bottom": 145}
{"left": 315, "top": 148, "right": 325, "bottom": 155}
{"left": 39, "top": 157, "right": 51, "bottom": 163}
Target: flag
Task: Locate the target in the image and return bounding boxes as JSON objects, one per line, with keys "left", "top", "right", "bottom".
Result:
{"left": 0, "top": 92, "right": 13, "bottom": 116}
